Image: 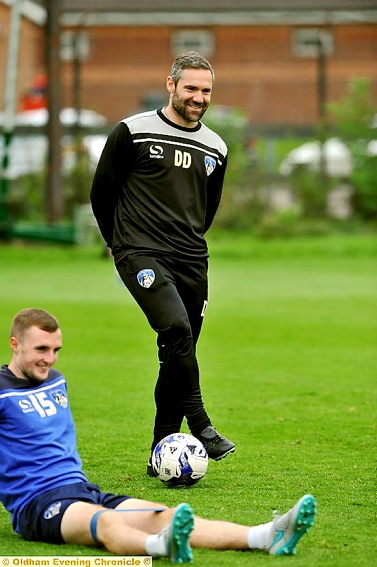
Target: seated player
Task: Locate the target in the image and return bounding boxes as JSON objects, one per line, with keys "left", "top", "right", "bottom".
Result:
{"left": 0, "top": 308, "right": 317, "bottom": 562}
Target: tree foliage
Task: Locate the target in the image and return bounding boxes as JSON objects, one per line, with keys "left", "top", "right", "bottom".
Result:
{"left": 328, "top": 78, "right": 377, "bottom": 220}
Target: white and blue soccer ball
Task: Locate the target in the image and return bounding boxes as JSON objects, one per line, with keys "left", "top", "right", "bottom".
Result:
{"left": 152, "top": 433, "right": 208, "bottom": 487}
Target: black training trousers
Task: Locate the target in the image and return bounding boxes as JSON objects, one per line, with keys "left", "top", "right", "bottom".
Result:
{"left": 116, "top": 252, "right": 212, "bottom": 451}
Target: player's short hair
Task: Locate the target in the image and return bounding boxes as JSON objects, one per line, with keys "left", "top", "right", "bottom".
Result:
{"left": 170, "top": 51, "right": 215, "bottom": 85}
{"left": 10, "top": 308, "right": 60, "bottom": 340}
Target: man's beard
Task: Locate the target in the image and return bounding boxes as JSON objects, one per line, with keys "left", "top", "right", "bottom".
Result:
{"left": 171, "top": 93, "right": 208, "bottom": 123}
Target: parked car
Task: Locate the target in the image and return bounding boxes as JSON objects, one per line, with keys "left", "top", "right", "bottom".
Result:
{"left": 279, "top": 136, "right": 377, "bottom": 177}
{"left": 0, "top": 108, "right": 108, "bottom": 178}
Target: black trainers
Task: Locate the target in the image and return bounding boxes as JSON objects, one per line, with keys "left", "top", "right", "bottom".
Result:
{"left": 146, "top": 457, "right": 158, "bottom": 477}
{"left": 196, "top": 426, "right": 235, "bottom": 461}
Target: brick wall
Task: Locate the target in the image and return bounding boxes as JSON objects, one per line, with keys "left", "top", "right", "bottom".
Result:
{"left": 1, "top": 5, "right": 376, "bottom": 127}
{"left": 0, "top": 5, "right": 45, "bottom": 114}
{"left": 61, "top": 23, "right": 377, "bottom": 126}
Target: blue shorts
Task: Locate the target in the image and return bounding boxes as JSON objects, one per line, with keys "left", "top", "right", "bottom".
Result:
{"left": 18, "top": 482, "right": 132, "bottom": 544}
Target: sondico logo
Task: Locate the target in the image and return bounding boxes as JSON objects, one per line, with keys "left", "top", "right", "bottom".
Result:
{"left": 150, "top": 144, "right": 164, "bottom": 159}
{"left": 174, "top": 150, "right": 191, "bottom": 169}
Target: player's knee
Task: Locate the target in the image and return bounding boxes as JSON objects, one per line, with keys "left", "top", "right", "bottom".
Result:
{"left": 95, "top": 510, "right": 119, "bottom": 547}
{"left": 160, "top": 321, "right": 193, "bottom": 356}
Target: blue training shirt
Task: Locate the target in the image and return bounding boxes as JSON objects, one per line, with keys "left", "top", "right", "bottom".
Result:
{"left": 0, "top": 365, "right": 87, "bottom": 532}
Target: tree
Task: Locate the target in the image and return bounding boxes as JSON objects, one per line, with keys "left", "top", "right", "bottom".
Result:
{"left": 328, "top": 78, "right": 377, "bottom": 221}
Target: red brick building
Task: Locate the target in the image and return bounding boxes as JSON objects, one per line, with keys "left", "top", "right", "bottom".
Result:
{"left": 1, "top": 0, "right": 376, "bottom": 128}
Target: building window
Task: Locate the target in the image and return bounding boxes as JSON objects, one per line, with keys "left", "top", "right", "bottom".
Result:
{"left": 292, "top": 29, "right": 334, "bottom": 58}
{"left": 171, "top": 30, "right": 215, "bottom": 57}
{"left": 60, "top": 30, "right": 90, "bottom": 61}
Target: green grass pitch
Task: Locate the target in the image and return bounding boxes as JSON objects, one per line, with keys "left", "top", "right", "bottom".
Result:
{"left": 0, "top": 233, "right": 376, "bottom": 565}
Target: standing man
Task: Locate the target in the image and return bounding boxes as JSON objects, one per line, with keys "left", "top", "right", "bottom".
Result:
{"left": 90, "top": 51, "right": 235, "bottom": 474}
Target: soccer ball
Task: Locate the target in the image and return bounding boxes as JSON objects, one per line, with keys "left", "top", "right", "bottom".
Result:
{"left": 152, "top": 433, "right": 208, "bottom": 487}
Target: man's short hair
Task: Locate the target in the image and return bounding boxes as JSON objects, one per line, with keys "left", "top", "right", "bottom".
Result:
{"left": 170, "top": 51, "right": 215, "bottom": 85}
{"left": 10, "top": 308, "right": 60, "bottom": 340}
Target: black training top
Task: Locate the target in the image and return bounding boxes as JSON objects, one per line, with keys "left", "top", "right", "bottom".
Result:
{"left": 90, "top": 109, "right": 228, "bottom": 261}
